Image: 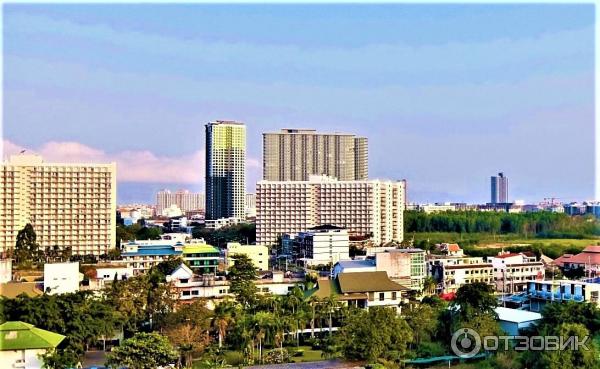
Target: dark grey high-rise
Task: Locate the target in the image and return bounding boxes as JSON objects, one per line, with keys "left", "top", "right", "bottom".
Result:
{"left": 205, "top": 121, "right": 246, "bottom": 220}
{"left": 491, "top": 172, "right": 509, "bottom": 204}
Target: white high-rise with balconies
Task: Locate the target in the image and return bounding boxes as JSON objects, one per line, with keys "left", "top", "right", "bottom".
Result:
{"left": 0, "top": 154, "right": 116, "bottom": 255}
{"left": 256, "top": 175, "right": 404, "bottom": 246}
{"left": 156, "top": 189, "right": 204, "bottom": 215}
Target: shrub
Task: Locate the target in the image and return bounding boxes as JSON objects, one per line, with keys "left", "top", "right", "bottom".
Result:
{"left": 224, "top": 351, "right": 245, "bottom": 366}
{"left": 263, "top": 348, "right": 291, "bottom": 364}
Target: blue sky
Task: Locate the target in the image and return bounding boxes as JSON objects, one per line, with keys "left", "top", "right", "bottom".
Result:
{"left": 2, "top": 4, "right": 595, "bottom": 204}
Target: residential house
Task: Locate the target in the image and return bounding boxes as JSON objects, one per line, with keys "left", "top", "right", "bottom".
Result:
{"left": 0, "top": 321, "right": 65, "bottom": 369}
{"left": 305, "top": 271, "right": 407, "bottom": 312}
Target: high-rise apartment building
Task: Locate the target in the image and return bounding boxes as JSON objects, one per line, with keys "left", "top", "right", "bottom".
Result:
{"left": 263, "top": 129, "right": 368, "bottom": 181}
{"left": 256, "top": 175, "right": 404, "bottom": 246}
{"left": 0, "top": 154, "right": 116, "bottom": 255}
{"left": 205, "top": 120, "right": 246, "bottom": 220}
{"left": 491, "top": 172, "right": 509, "bottom": 204}
{"left": 156, "top": 189, "right": 204, "bottom": 215}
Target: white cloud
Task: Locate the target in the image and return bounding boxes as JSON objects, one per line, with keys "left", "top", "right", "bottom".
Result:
{"left": 2, "top": 139, "right": 262, "bottom": 186}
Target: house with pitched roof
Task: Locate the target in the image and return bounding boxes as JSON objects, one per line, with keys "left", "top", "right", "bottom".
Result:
{"left": 0, "top": 321, "right": 65, "bottom": 369}
{"left": 305, "top": 271, "right": 407, "bottom": 312}
{"left": 556, "top": 246, "right": 600, "bottom": 277}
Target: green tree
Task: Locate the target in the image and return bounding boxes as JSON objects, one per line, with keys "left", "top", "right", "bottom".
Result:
{"left": 106, "top": 332, "right": 178, "bottom": 369}
{"left": 523, "top": 323, "right": 600, "bottom": 369}
{"left": 15, "top": 224, "right": 41, "bottom": 264}
{"left": 404, "top": 303, "right": 440, "bottom": 347}
{"left": 452, "top": 282, "right": 497, "bottom": 321}
{"left": 213, "top": 299, "right": 237, "bottom": 348}
{"left": 228, "top": 254, "right": 258, "bottom": 307}
{"left": 338, "top": 307, "right": 412, "bottom": 362}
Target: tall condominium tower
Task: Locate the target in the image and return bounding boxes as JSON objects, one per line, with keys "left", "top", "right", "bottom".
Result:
{"left": 491, "top": 172, "right": 509, "bottom": 204}
{"left": 256, "top": 175, "right": 405, "bottom": 246}
{"left": 262, "top": 129, "right": 368, "bottom": 181}
{"left": 205, "top": 120, "right": 246, "bottom": 220}
{"left": 0, "top": 154, "right": 116, "bottom": 255}
{"left": 156, "top": 189, "right": 205, "bottom": 215}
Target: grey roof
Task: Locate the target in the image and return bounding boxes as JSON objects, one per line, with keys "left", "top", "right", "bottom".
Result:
{"left": 335, "top": 259, "right": 375, "bottom": 269}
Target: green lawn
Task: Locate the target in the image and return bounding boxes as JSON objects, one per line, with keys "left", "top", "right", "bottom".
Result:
{"left": 289, "top": 345, "right": 325, "bottom": 363}
{"left": 411, "top": 232, "right": 600, "bottom": 258}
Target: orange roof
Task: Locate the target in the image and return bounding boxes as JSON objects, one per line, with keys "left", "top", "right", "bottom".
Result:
{"left": 495, "top": 253, "right": 522, "bottom": 259}
{"left": 448, "top": 244, "right": 461, "bottom": 252}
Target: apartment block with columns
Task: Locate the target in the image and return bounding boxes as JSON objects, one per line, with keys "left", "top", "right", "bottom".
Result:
{"left": 263, "top": 129, "right": 368, "bottom": 181}
{"left": 256, "top": 175, "right": 404, "bottom": 246}
{"left": 0, "top": 154, "right": 116, "bottom": 256}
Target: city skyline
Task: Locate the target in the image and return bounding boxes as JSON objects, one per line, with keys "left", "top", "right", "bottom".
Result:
{"left": 2, "top": 4, "right": 595, "bottom": 204}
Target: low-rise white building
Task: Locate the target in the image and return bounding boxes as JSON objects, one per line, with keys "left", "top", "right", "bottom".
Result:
{"left": 283, "top": 225, "right": 350, "bottom": 266}
{"left": 0, "top": 321, "right": 65, "bottom": 369}
{"left": 226, "top": 243, "right": 269, "bottom": 271}
{"left": 488, "top": 252, "right": 544, "bottom": 293}
{"left": 167, "top": 264, "right": 302, "bottom": 301}
{"left": 205, "top": 217, "right": 242, "bottom": 230}
{"left": 43, "top": 262, "right": 80, "bottom": 295}
{"left": 428, "top": 256, "right": 494, "bottom": 294}
{"left": 0, "top": 259, "right": 12, "bottom": 283}
{"left": 95, "top": 266, "right": 134, "bottom": 282}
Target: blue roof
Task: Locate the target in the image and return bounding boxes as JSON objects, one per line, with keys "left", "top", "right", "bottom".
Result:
{"left": 122, "top": 246, "right": 182, "bottom": 257}
{"left": 336, "top": 259, "right": 375, "bottom": 269}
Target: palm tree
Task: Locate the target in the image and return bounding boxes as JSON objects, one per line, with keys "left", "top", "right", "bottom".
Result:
{"left": 321, "top": 295, "right": 340, "bottom": 335}
{"left": 308, "top": 295, "right": 320, "bottom": 338}
{"left": 423, "top": 276, "right": 437, "bottom": 295}
{"left": 213, "top": 299, "right": 237, "bottom": 348}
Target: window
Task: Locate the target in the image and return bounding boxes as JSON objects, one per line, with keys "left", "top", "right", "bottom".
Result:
{"left": 392, "top": 292, "right": 397, "bottom": 300}
{"left": 182, "top": 291, "right": 191, "bottom": 296}
{"left": 379, "top": 293, "right": 385, "bottom": 301}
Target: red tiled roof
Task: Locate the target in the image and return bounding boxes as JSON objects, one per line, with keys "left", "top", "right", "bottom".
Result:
{"left": 495, "top": 253, "right": 522, "bottom": 259}
{"left": 553, "top": 254, "right": 573, "bottom": 268}
{"left": 583, "top": 246, "right": 600, "bottom": 253}
{"left": 562, "top": 252, "right": 600, "bottom": 266}
{"left": 448, "top": 244, "right": 461, "bottom": 252}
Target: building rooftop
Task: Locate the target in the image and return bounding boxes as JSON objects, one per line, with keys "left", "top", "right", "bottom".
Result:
{"left": 0, "top": 283, "right": 43, "bottom": 299}
{"left": 335, "top": 259, "right": 375, "bottom": 269}
{"left": 338, "top": 271, "right": 408, "bottom": 293}
{"left": 182, "top": 244, "right": 220, "bottom": 254}
{"left": 495, "top": 307, "right": 542, "bottom": 323}
{"left": 385, "top": 248, "right": 425, "bottom": 254}
{"left": 0, "top": 321, "right": 65, "bottom": 351}
{"left": 122, "top": 246, "right": 181, "bottom": 257}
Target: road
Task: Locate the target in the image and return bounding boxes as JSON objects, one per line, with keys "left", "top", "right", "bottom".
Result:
{"left": 245, "top": 359, "right": 365, "bottom": 369}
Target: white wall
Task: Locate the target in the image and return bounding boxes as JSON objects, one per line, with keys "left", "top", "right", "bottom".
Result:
{"left": 0, "top": 348, "right": 46, "bottom": 369}
{"left": 44, "top": 262, "right": 79, "bottom": 295}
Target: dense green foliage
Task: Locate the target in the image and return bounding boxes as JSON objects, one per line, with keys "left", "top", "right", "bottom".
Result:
{"left": 116, "top": 223, "right": 162, "bottom": 246}
{"left": 1, "top": 291, "right": 123, "bottom": 368}
{"left": 338, "top": 307, "right": 412, "bottom": 362}
{"left": 228, "top": 254, "right": 258, "bottom": 307}
{"left": 106, "top": 332, "right": 179, "bottom": 369}
{"left": 405, "top": 210, "right": 600, "bottom": 237}
{"left": 192, "top": 223, "right": 256, "bottom": 247}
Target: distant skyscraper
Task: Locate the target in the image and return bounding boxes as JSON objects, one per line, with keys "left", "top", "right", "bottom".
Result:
{"left": 491, "top": 172, "right": 509, "bottom": 204}
{"left": 156, "top": 189, "right": 204, "bottom": 215}
{"left": 205, "top": 120, "right": 246, "bottom": 220}
{"left": 262, "top": 129, "right": 368, "bottom": 181}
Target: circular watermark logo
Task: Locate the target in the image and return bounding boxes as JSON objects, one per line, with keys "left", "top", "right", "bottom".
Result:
{"left": 451, "top": 328, "right": 481, "bottom": 358}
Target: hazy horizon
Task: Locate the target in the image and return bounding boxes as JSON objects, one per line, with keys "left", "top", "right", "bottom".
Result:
{"left": 2, "top": 4, "right": 595, "bottom": 204}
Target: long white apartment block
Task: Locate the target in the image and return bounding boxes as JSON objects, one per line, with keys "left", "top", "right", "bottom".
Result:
{"left": 0, "top": 154, "right": 116, "bottom": 255}
{"left": 256, "top": 175, "right": 404, "bottom": 246}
